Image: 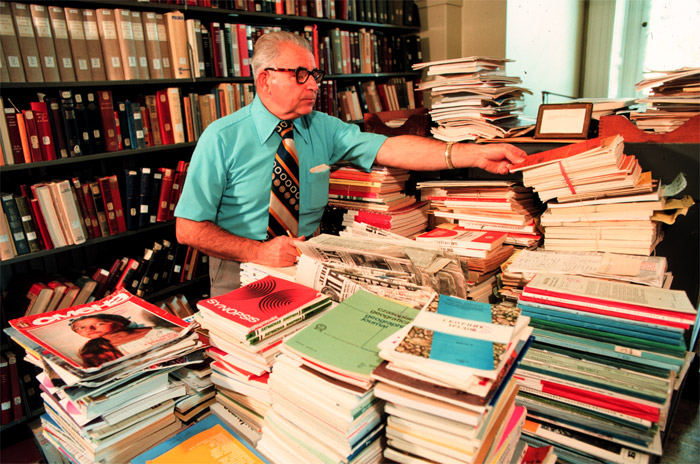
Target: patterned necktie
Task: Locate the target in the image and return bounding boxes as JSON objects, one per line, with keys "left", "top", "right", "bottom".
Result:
{"left": 267, "top": 120, "right": 300, "bottom": 239}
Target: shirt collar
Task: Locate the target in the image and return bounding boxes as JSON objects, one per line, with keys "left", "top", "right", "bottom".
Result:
{"left": 251, "top": 95, "right": 311, "bottom": 145}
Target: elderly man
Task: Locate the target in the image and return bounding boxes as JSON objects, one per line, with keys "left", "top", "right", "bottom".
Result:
{"left": 175, "top": 31, "right": 525, "bottom": 295}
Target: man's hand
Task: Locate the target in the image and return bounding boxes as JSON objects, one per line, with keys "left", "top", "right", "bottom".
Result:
{"left": 470, "top": 143, "right": 527, "bottom": 175}
{"left": 255, "top": 235, "right": 305, "bottom": 267}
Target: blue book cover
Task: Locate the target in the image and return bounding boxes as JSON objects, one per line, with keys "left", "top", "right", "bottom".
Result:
{"left": 131, "top": 414, "right": 269, "bottom": 464}
{"left": 520, "top": 304, "right": 684, "bottom": 346}
{"left": 116, "top": 101, "right": 132, "bottom": 150}
{"left": 393, "top": 296, "right": 529, "bottom": 377}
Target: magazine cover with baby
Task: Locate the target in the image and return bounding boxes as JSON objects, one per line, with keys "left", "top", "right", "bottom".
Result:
{"left": 9, "top": 288, "right": 195, "bottom": 371}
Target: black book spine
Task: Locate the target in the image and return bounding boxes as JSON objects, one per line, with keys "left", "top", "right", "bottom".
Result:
{"left": 59, "top": 90, "right": 83, "bottom": 157}
{"left": 85, "top": 92, "right": 105, "bottom": 154}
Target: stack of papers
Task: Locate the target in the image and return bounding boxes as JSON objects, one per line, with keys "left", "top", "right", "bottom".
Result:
{"left": 509, "top": 136, "right": 690, "bottom": 255}
{"left": 413, "top": 56, "right": 532, "bottom": 141}
{"left": 632, "top": 67, "right": 700, "bottom": 133}
{"left": 4, "top": 289, "right": 206, "bottom": 463}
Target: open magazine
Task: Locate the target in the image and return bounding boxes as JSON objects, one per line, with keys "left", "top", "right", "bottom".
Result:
{"left": 9, "top": 289, "right": 199, "bottom": 374}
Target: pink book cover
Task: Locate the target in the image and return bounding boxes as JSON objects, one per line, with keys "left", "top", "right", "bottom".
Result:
{"left": 415, "top": 227, "right": 507, "bottom": 251}
{"left": 196, "top": 276, "right": 323, "bottom": 333}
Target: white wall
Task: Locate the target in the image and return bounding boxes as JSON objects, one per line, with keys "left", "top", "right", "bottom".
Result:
{"left": 505, "top": 0, "right": 586, "bottom": 118}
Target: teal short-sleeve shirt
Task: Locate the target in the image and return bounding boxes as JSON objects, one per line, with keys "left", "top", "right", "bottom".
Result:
{"left": 174, "top": 95, "right": 386, "bottom": 239}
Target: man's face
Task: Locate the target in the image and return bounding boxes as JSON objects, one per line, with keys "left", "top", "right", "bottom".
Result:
{"left": 259, "top": 43, "right": 319, "bottom": 120}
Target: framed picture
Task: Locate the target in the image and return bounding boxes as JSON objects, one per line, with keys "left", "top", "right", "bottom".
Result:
{"left": 534, "top": 103, "right": 593, "bottom": 139}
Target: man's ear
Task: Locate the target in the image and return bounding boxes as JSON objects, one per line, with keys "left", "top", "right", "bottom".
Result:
{"left": 256, "top": 70, "right": 271, "bottom": 96}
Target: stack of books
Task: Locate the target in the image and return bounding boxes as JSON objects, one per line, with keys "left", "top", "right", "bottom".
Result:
{"left": 239, "top": 262, "right": 296, "bottom": 287}
{"left": 631, "top": 67, "right": 700, "bottom": 133}
{"left": 169, "top": 361, "right": 215, "bottom": 425}
{"left": 257, "top": 290, "right": 420, "bottom": 463}
{"left": 514, "top": 272, "right": 697, "bottom": 463}
{"left": 510, "top": 135, "right": 676, "bottom": 255}
{"left": 194, "top": 276, "right": 332, "bottom": 445}
{"left": 372, "top": 295, "right": 534, "bottom": 463}
{"left": 3, "top": 289, "right": 206, "bottom": 463}
{"left": 417, "top": 180, "right": 543, "bottom": 248}
{"left": 412, "top": 56, "right": 531, "bottom": 141}
{"left": 414, "top": 225, "right": 511, "bottom": 301}
{"left": 328, "top": 165, "right": 414, "bottom": 212}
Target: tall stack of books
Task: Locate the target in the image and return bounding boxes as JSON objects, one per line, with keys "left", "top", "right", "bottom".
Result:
{"left": 194, "top": 276, "right": 332, "bottom": 445}
{"left": 412, "top": 56, "right": 531, "bottom": 141}
{"left": 257, "top": 290, "right": 419, "bottom": 463}
{"left": 513, "top": 272, "right": 697, "bottom": 463}
{"left": 631, "top": 67, "right": 700, "bottom": 133}
{"left": 417, "top": 180, "right": 543, "bottom": 247}
{"left": 509, "top": 135, "right": 686, "bottom": 255}
{"left": 3, "top": 289, "right": 206, "bottom": 463}
{"left": 372, "top": 295, "right": 534, "bottom": 463}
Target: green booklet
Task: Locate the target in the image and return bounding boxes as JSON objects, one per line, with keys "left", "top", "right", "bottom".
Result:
{"left": 282, "top": 290, "right": 419, "bottom": 388}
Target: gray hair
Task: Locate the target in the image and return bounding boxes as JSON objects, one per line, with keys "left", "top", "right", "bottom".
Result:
{"left": 251, "top": 31, "right": 313, "bottom": 80}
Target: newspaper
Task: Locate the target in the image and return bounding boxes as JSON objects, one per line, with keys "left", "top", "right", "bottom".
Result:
{"left": 505, "top": 249, "right": 668, "bottom": 287}
{"left": 296, "top": 255, "right": 438, "bottom": 309}
{"left": 7, "top": 289, "right": 201, "bottom": 379}
{"left": 297, "top": 233, "right": 468, "bottom": 298}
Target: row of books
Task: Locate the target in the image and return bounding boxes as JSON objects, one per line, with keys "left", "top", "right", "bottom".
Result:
{"left": 0, "top": 84, "right": 252, "bottom": 165}
{"left": 0, "top": 2, "right": 420, "bottom": 85}
{"left": 0, "top": 163, "right": 188, "bottom": 260}
{"left": 337, "top": 78, "right": 420, "bottom": 122}
{"left": 149, "top": 0, "right": 420, "bottom": 27}
{"left": 7, "top": 238, "right": 207, "bottom": 318}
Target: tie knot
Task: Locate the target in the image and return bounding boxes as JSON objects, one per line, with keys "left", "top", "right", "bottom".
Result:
{"left": 275, "top": 121, "right": 294, "bottom": 139}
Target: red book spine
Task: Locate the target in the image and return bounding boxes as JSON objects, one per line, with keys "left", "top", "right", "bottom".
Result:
{"left": 98, "top": 176, "right": 120, "bottom": 235}
{"left": 113, "top": 110, "right": 123, "bottom": 150}
{"left": 236, "top": 24, "right": 250, "bottom": 77}
{"left": 21, "top": 110, "right": 44, "bottom": 162}
{"left": 3, "top": 106, "right": 26, "bottom": 164}
{"left": 98, "top": 90, "right": 119, "bottom": 152}
{"left": 209, "top": 22, "right": 224, "bottom": 77}
{"left": 30, "top": 198, "right": 54, "bottom": 250}
{"left": 29, "top": 102, "right": 57, "bottom": 161}
{"left": 140, "top": 106, "right": 154, "bottom": 147}
{"left": 107, "top": 174, "right": 127, "bottom": 233}
{"left": 156, "top": 90, "right": 174, "bottom": 145}
{"left": 114, "top": 258, "right": 139, "bottom": 290}
{"left": 71, "top": 177, "right": 101, "bottom": 239}
{"left": 156, "top": 167, "right": 174, "bottom": 222}
{"left": 5, "top": 352, "right": 23, "bottom": 422}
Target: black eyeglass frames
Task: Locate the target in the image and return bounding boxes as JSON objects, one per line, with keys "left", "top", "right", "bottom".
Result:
{"left": 264, "top": 67, "right": 325, "bottom": 84}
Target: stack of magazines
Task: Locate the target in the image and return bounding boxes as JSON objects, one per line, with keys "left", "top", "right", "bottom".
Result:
{"left": 514, "top": 272, "right": 697, "bottom": 463}
{"left": 413, "top": 56, "right": 532, "bottom": 141}
{"left": 194, "top": 276, "right": 332, "bottom": 445}
{"left": 372, "top": 295, "right": 534, "bottom": 463}
{"left": 4, "top": 289, "right": 207, "bottom": 463}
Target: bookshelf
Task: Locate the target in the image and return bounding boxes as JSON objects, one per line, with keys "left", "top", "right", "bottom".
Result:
{"left": 0, "top": 0, "right": 424, "bottom": 440}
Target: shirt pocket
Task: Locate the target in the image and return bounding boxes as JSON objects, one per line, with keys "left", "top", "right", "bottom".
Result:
{"left": 305, "top": 169, "right": 330, "bottom": 212}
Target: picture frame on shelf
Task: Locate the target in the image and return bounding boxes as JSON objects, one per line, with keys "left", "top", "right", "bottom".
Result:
{"left": 534, "top": 103, "right": 593, "bottom": 139}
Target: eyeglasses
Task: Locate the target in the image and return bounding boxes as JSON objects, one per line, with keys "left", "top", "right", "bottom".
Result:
{"left": 264, "top": 67, "right": 325, "bottom": 84}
